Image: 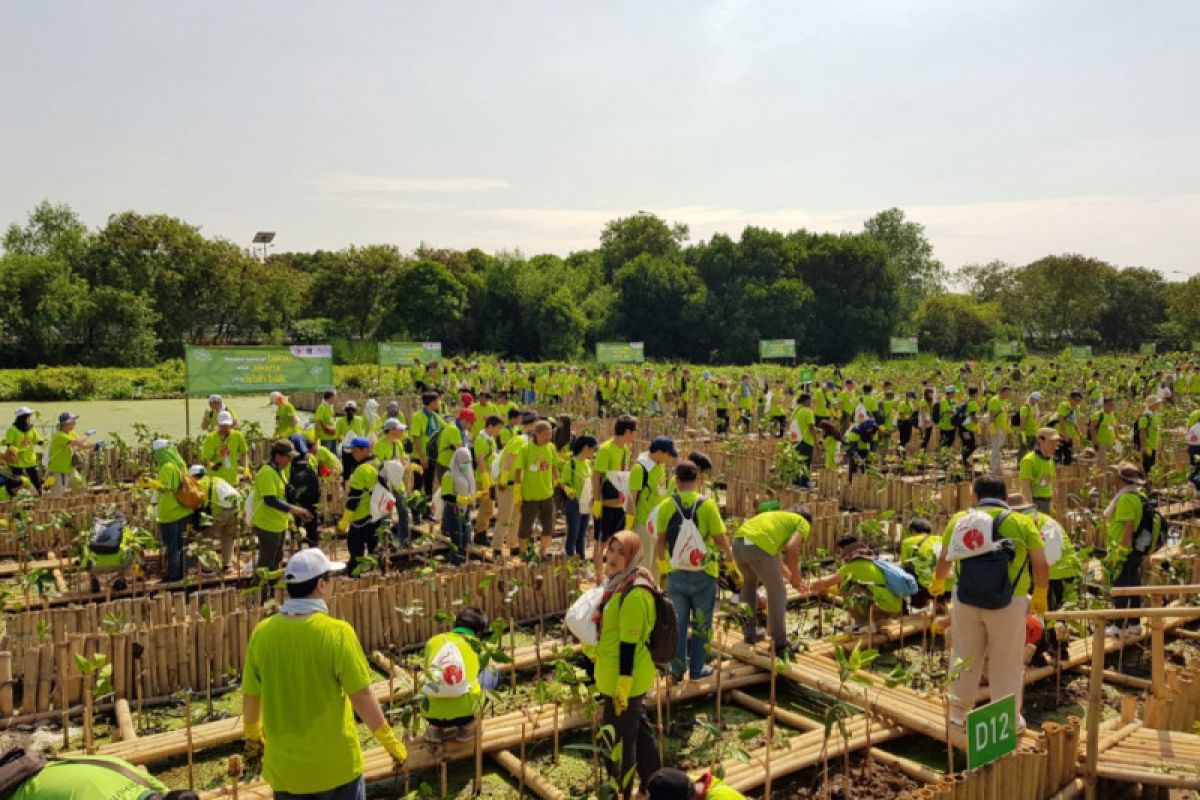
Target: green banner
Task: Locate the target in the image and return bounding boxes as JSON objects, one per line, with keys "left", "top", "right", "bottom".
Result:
{"left": 379, "top": 341, "right": 443, "bottom": 366}
{"left": 967, "top": 694, "right": 1018, "bottom": 769}
{"left": 889, "top": 336, "right": 919, "bottom": 355}
{"left": 185, "top": 345, "right": 333, "bottom": 395}
{"left": 596, "top": 342, "right": 645, "bottom": 364}
{"left": 798, "top": 367, "right": 816, "bottom": 382}
{"left": 1140, "top": 342, "right": 1157, "bottom": 355}
{"left": 1069, "top": 345, "right": 1093, "bottom": 359}
{"left": 993, "top": 341, "right": 1020, "bottom": 358}
{"left": 759, "top": 339, "right": 796, "bottom": 359}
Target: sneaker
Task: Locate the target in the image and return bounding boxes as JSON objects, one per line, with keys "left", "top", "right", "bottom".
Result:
{"left": 1016, "top": 715, "right": 1027, "bottom": 734}
{"left": 690, "top": 665, "right": 715, "bottom": 681}
{"left": 456, "top": 723, "right": 477, "bottom": 742}
{"left": 1123, "top": 624, "right": 1144, "bottom": 639}
{"left": 848, "top": 624, "right": 877, "bottom": 635}
{"left": 1105, "top": 624, "right": 1122, "bottom": 638}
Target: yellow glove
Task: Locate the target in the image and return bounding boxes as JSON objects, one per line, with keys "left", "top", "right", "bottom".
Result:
{"left": 241, "top": 466, "right": 253, "bottom": 482}
{"left": 562, "top": 486, "right": 577, "bottom": 500}
{"left": 1030, "top": 586, "right": 1049, "bottom": 616}
{"left": 244, "top": 717, "right": 263, "bottom": 742}
{"left": 613, "top": 675, "right": 633, "bottom": 716}
{"left": 656, "top": 557, "right": 671, "bottom": 576}
{"left": 591, "top": 500, "right": 603, "bottom": 519}
{"left": 624, "top": 513, "right": 634, "bottom": 530}
{"left": 410, "top": 463, "right": 423, "bottom": 476}
{"left": 243, "top": 717, "right": 264, "bottom": 772}
{"left": 931, "top": 618, "right": 945, "bottom": 636}
{"left": 929, "top": 577, "right": 946, "bottom": 598}
{"left": 498, "top": 470, "right": 510, "bottom": 487}
{"left": 728, "top": 561, "right": 744, "bottom": 587}
{"left": 456, "top": 495, "right": 471, "bottom": 509}
{"left": 336, "top": 511, "right": 352, "bottom": 533}
{"left": 512, "top": 485, "right": 522, "bottom": 504}
{"left": 372, "top": 723, "right": 408, "bottom": 766}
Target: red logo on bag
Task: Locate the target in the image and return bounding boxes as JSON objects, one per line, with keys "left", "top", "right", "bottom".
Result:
{"left": 963, "top": 529, "right": 984, "bottom": 551}
{"left": 443, "top": 665, "right": 463, "bottom": 685}
{"left": 689, "top": 549, "right": 703, "bottom": 567}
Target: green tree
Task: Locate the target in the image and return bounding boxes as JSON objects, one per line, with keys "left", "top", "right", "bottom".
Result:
{"left": 599, "top": 213, "right": 688, "bottom": 281}
{"left": 377, "top": 260, "right": 468, "bottom": 344}
{"left": 1097, "top": 268, "right": 1166, "bottom": 351}
{"left": 0, "top": 254, "right": 90, "bottom": 366}
{"left": 613, "top": 254, "right": 707, "bottom": 359}
{"left": 1163, "top": 276, "right": 1200, "bottom": 348}
{"left": 76, "top": 287, "right": 160, "bottom": 366}
{"left": 913, "top": 294, "right": 1000, "bottom": 358}
{"left": 864, "top": 208, "right": 944, "bottom": 326}
{"left": 795, "top": 233, "right": 897, "bottom": 362}
{"left": 3, "top": 201, "right": 89, "bottom": 264}
{"left": 958, "top": 259, "right": 1017, "bottom": 304}
{"left": 1007, "top": 254, "right": 1115, "bottom": 348}
{"left": 308, "top": 245, "right": 402, "bottom": 339}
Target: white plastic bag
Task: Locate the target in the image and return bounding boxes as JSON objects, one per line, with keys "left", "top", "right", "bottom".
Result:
{"left": 945, "top": 509, "right": 1001, "bottom": 561}
{"left": 565, "top": 586, "right": 604, "bottom": 646}
{"left": 424, "top": 640, "right": 470, "bottom": 698}
{"left": 370, "top": 484, "right": 397, "bottom": 522}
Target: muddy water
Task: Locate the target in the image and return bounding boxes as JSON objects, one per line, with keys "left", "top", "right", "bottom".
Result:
{"left": 5, "top": 398, "right": 279, "bottom": 443}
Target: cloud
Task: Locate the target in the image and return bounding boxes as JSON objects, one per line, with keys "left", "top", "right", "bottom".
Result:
{"left": 312, "top": 172, "right": 511, "bottom": 194}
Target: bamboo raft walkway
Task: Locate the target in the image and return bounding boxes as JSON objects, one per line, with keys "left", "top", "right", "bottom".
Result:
{"left": 1094, "top": 724, "right": 1200, "bottom": 789}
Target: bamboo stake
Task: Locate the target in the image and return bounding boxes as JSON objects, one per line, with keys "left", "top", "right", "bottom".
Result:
{"left": 474, "top": 705, "right": 484, "bottom": 795}
{"left": 0, "top": 652, "right": 11, "bottom": 717}
{"left": 185, "top": 690, "right": 194, "bottom": 789}
{"left": 114, "top": 698, "right": 137, "bottom": 743}
{"left": 1084, "top": 622, "right": 1105, "bottom": 800}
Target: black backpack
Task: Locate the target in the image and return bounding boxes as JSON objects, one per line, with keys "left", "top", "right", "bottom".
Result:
{"left": 950, "top": 402, "right": 969, "bottom": 429}
{"left": 1131, "top": 413, "right": 1150, "bottom": 450}
{"left": 0, "top": 747, "right": 45, "bottom": 798}
{"left": 1133, "top": 493, "right": 1166, "bottom": 554}
{"left": 423, "top": 410, "right": 443, "bottom": 462}
{"left": 620, "top": 579, "right": 679, "bottom": 668}
{"left": 956, "top": 509, "right": 1026, "bottom": 610}
{"left": 89, "top": 516, "right": 125, "bottom": 556}
{"left": 287, "top": 456, "right": 320, "bottom": 507}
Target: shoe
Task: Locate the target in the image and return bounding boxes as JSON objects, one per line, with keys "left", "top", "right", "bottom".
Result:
{"left": 456, "top": 723, "right": 477, "bottom": 742}
{"left": 690, "top": 665, "right": 715, "bottom": 681}
{"left": 1105, "top": 624, "right": 1122, "bottom": 638}
{"left": 848, "top": 624, "right": 877, "bottom": 635}
{"left": 949, "top": 715, "right": 965, "bottom": 728}
{"left": 1123, "top": 625, "right": 1144, "bottom": 639}
{"left": 424, "top": 726, "right": 454, "bottom": 743}
{"left": 1016, "top": 715, "right": 1027, "bottom": 734}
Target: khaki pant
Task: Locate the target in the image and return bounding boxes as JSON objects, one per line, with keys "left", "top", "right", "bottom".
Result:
{"left": 474, "top": 488, "right": 495, "bottom": 535}
{"left": 733, "top": 538, "right": 787, "bottom": 644}
{"left": 204, "top": 510, "right": 238, "bottom": 568}
{"left": 633, "top": 521, "right": 658, "bottom": 583}
{"left": 949, "top": 594, "right": 1029, "bottom": 722}
{"left": 494, "top": 486, "right": 519, "bottom": 554}
{"left": 989, "top": 429, "right": 1006, "bottom": 477}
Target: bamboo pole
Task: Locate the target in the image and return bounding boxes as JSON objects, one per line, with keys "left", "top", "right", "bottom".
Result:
{"left": 1084, "top": 622, "right": 1105, "bottom": 800}
{"left": 491, "top": 749, "right": 564, "bottom": 800}
{"left": 114, "top": 698, "right": 137, "bottom": 743}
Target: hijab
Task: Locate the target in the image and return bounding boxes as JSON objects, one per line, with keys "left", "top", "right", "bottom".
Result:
{"left": 594, "top": 531, "right": 657, "bottom": 633}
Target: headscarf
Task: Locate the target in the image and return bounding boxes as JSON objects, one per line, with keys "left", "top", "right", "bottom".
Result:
{"left": 153, "top": 444, "right": 187, "bottom": 472}
{"left": 14, "top": 414, "right": 32, "bottom": 433}
{"left": 594, "top": 531, "right": 656, "bottom": 633}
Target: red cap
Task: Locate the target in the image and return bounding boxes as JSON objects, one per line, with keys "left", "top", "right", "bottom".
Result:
{"left": 460, "top": 392, "right": 474, "bottom": 407}
{"left": 458, "top": 408, "right": 476, "bottom": 423}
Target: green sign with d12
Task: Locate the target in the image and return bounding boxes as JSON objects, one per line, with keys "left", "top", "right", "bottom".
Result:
{"left": 966, "top": 694, "right": 1018, "bottom": 769}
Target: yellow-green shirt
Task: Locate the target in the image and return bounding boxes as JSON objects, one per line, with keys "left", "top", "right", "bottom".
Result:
{"left": 421, "top": 631, "right": 482, "bottom": 721}
{"left": 1105, "top": 491, "right": 1144, "bottom": 552}
{"left": 736, "top": 511, "right": 810, "bottom": 556}
{"left": 199, "top": 429, "right": 249, "bottom": 485}
{"left": 313, "top": 402, "right": 337, "bottom": 439}
{"left": 3, "top": 425, "right": 43, "bottom": 469}
{"left": 630, "top": 459, "right": 669, "bottom": 524}
{"left": 595, "top": 585, "right": 656, "bottom": 698}
{"left": 838, "top": 558, "right": 902, "bottom": 615}
{"left": 518, "top": 441, "right": 557, "bottom": 502}
{"left": 348, "top": 460, "right": 379, "bottom": 522}
{"left": 156, "top": 461, "right": 193, "bottom": 524}
{"left": 940, "top": 506, "right": 1044, "bottom": 597}
{"left": 1018, "top": 451, "right": 1055, "bottom": 499}
{"left": 655, "top": 490, "right": 726, "bottom": 578}
{"left": 48, "top": 429, "right": 78, "bottom": 474}
{"left": 275, "top": 402, "right": 299, "bottom": 438}
{"left": 243, "top": 613, "right": 372, "bottom": 794}
{"left": 900, "top": 533, "right": 955, "bottom": 591}
{"left": 791, "top": 406, "right": 816, "bottom": 446}
{"left": 251, "top": 464, "right": 290, "bottom": 533}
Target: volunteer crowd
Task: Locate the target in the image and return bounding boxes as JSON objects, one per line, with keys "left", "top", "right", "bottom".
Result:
{"left": 2, "top": 357, "right": 1197, "bottom": 800}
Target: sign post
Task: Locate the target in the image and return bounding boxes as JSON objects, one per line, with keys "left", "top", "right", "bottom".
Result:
{"left": 1140, "top": 342, "right": 1157, "bottom": 356}
{"left": 759, "top": 339, "right": 796, "bottom": 360}
{"left": 966, "top": 694, "right": 1018, "bottom": 769}
{"left": 596, "top": 342, "right": 645, "bottom": 364}
{"left": 798, "top": 367, "right": 815, "bottom": 383}
{"left": 889, "top": 337, "right": 919, "bottom": 356}
{"left": 378, "top": 341, "right": 443, "bottom": 366}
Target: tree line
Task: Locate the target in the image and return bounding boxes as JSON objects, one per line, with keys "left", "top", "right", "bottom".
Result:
{"left": 2, "top": 201, "right": 1196, "bottom": 368}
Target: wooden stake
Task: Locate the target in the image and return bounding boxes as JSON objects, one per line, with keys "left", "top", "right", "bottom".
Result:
{"left": 1084, "top": 621, "right": 1105, "bottom": 800}
{"left": 185, "top": 690, "right": 194, "bottom": 789}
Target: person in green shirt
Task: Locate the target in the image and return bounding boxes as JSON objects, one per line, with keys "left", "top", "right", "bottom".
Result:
{"left": 595, "top": 530, "right": 661, "bottom": 797}
{"left": 335, "top": 401, "right": 369, "bottom": 481}
{"left": 151, "top": 439, "right": 193, "bottom": 583}
{"left": 561, "top": 434, "right": 597, "bottom": 562}
{"left": 896, "top": 390, "right": 917, "bottom": 455}
{"left": 472, "top": 415, "right": 503, "bottom": 547}
{"left": 340, "top": 437, "right": 382, "bottom": 576}
{"left": 420, "top": 606, "right": 499, "bottom": 742}
{"left": 645, "top": 767, "right": 747, "bottom": 800}
{"left": 313, "top": 390, "right": 339, "bottom": 451}
{"left": 932, "top": 475, "right": 1049, "bottom": 728}
{"left": 986, "top": 385, "right": 1012, "bottom": 477}
{"left": 242, "top": 548, "right": 407, "bottom": 796}
{"left": 200, "top": 393, "right": 237, "bottom": 432}
{"left": 1088, "top": 397, "right": 1119, "bottom": 462}
{"left": 790, "top": 393, "right": 818, "bottom": 488}
{"left": 436, "top": 408, "right": 474, "bottom": 471}
{"left": 1187, "top": 407, "right": 1200, "bottom": 491}
{"left": 800, "top": 535, "right": 901, "bottom": 634}
{"left": 1052, "top": 390, "right": 1082, "bottom": 465}
{"left": 1017, "top": 391, "right": 1042, "bottom": 458}
{"left": 899, "top": 517, "right": 954, "bottom": 609}
{"left": 653, "top": 461, "right": 731, "bottom": 681}
{"left": 591, "top": 415, "right": 639, "bottom": 571}
{"left": 251, "top": 439, "right": 313, "bottom": 573}
{"left": 4, "top": 407, "right": 44, "bottom": 494}
{"left": 515, "top": 420, "right": 558, "bottom": 558}
{"left": 269, "top": 391, "right": 299, "bottom": 439}
{"left": 1104, "top": 462, "right": 1151, "bottom": 638}
{"left": 199, "top": 411, "right": 250, "bottom": 486}
{"left": 409, "top": 391, "right": 443, "bottom": 513}
{"left": 1134, "top": 396, "right": 1163, "bottom": 476}
{"left": 47, "top": 411, "right": 92, "bottom": 497}
{"left": 732, "top": 509, "right": 811, "bottom": 654}
{"left": 373, "top": 418, "right": 412, "bottom": 547}
{"left": 493, "top": 412, "right": 534, "bottom": 558}
{"left": 630, "top": 437, "right": 677, "bottom": 579}
{"left": 4, "top": 751, "right": 193, "bottom": 800}
{"left": 1019, "top": 427, "right": 1060, "bottom": 514}
{"left": 937, "top": 385, "right": 958, "bottom": 450}
{"left": 439, "top": 444, "right": 477, "bottom": 564}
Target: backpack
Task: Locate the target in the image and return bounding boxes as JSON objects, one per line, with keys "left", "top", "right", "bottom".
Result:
{"left": 953, "top": 508, "right": 1025, "bottom": 610}
{"left": 665, "top": 494, "right": 708, "bottom": 572}
{"left": 424, "top": 639, "right": 470, "bottom": 698}
{"left": 175, "top": 471, "right": 205, "bottom": 510}
{"left": 950, "top": 402, "right": 969, "bottom": 429}
{"left": 1010, "top": 409, "right": 1022, "bottom": 427}
{"left": 853, "top": 403, "right": 869, "bottom": 424}
{"left": 1131, "top": 413, "right": 1151, "bottom": 450}
{"left": 88, "top": 515, "right": 125, "bottom": 556}
{"left": 1187, "top": 421, "right": 1200, "bottom": 446}
{"left": 1132, "top": 493, "right": 1166, "bottom": 555}
{"left": 0, "top": 747, "right": 46, "bottom": 798}
{"left": 287, "top": 457, "right": 320, "bottom": 507}
{"left": 872, "top": 558, "right": 918, "bottom": 597}
{"left": 621, "top": 579, "right": 679, "bottom": 668}
{"left": 423, "top": 410, "right": 443, "bottom": 462}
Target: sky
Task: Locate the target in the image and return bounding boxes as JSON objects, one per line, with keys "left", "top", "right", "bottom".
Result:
{"left": 2, "top": 1, "right": 1198, "bottom": 276}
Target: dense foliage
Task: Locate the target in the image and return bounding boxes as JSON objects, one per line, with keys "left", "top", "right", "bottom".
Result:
{"left": 2, "top": 201, "right": 1196, "bottom": 368}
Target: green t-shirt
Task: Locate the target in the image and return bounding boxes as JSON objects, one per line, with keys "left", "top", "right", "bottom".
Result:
{"left": 1091, "top": 411, "right": 1118, "bottom": 446}
{"left": 900, "top": 533, "right": 955, "bottom": 591}
{"left": 1136, "top": 411, "right": 1161, "bottom": 451}
{"left": 594, "top": 438, "right": 629, "bottom": 475}
{"left": 313, "top": 402, "right": 337, "bottom": 439}
{"left": 4, "top": 425, "right": 43, "bottom": 469}
{"left": 1105, "top": 491, "right": 1144, "bottom": 551}
{"left": 422, "top": 631, "right": 481, "bottom": 721}
{"left": 655, "top": 491, "right": 726, "bottom": 578}
{"left": 275, "top": 402, "right": 299, "bottom": 437}
{"left": 243, "top": 613, "right": 372, "bottom": 794}
{"left": 630, "top": 459, "right": 669, "bottom": 524}
{"left": 838, "top": 559, "right": 903, "bottom": 615}
{"left": 1018, "top": 451, "right": 1056, "bottom": 499}
{"left": 251, "top": 464, "right": 290, "bottom": 533}
{"left": 9, "top": 756, "right": 167, "bottom": 800}
{"left": 373, "top": 436, "right": 405, "bottom": 463}
{"left": 48, "top": 429, "right": 77, "bottom": 474}
{"left": 335, "top": 416, "right": 368, "bottom": 442}
{"left": 938, "top": 398, "right": 955, "bottom": 431}
{"left": 156, "top": 461, "right": 192, "bottom": 524}
{"left": 562, "top": 455, "right": 593, "bottom": 499}
{"left": 518, "top": 441, "right": 556, "bottom": 502}
{"left": 987, "top": 397, "right": 1010, "bottom": 433}
{"left": 437, "top": 424, "right": 464, "bottom": 468}
{"left": 736, "top": 511, "right": 810, "bottom": 556}
{"left": 1019, "top": 404, "right": 1039, "bottom": 436}
{"left": 1026, "top": 510, "right": 1081, "bottom": 581}
{"left": 940, "top": 506, "right": 1044, "bottom": 597}
{"left": 199, "top": 429, "right": 249, "bottom": 485}
{"left": 791, "top": 406, "right": 816, "bottom": 446}
{"left": 348, "top": 460, "right": 380, "bottom": 521}
{"left": 594, "top": 585, "right": 656, "bottom": 698}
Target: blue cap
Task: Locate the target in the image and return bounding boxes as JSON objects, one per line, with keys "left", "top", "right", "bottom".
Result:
{"left": 288, "top": 433, "right": 308, "bottom": 456}
{"left": 649, "top": 436, "right": 678, "bottom": 457}
{"left": 858, "top": 418, "right": 878, "bottom": 431}
{"left": 349, "top": 436, "right": 371, "bottom": 449}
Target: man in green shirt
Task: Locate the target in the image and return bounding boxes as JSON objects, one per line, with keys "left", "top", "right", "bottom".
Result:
{"left": 341, "top": 437, "right": 382, "bottom": 576}
{"left": 409, "top": 391, "right": 443, "bottom": 513}
{"left": 986, "top": 385, "right": 1012, "bottom": 477}
{"left": 151, "top": 438, "right": 193, "bottom": 583}
{"left": 1134, "top": 396, "right": 1163, "bottom": 476}
{"left": 4, "top": 751, "right": 194, "bottom": 800}
{"left": 1019, "top": 427, "right": 1060, "bottom": 514}
{"left": 630, "top": 437, "right": 677, "bottom": 578}
{"left": 48, "top": 411, "right": 91, "bottom": 497}
{"left": 201, "top": 393, "right": 237, "bottom": 432}
{"left": 653, "top": 461, "right": 731, "bottom": 681}
{"left": 515, "top": 420, "right": 558, "bottom": 559}
{"left": 1089, "top": 397, "right": 1119, "bottom": 463}
{"left": 269, "top": 391, "right": 299, "bottom": 439}
{"left": 251, "top": 439, "right": 313, "bottom": 572}
{"left": 645, "top": 767, "right": 747, "bottom": 800}
{"left": 800, "top": 535, "right": 902, "bottom": 634}
{"left": 937, "top": 386, "right": 958, "bottom": 450}
{"left": 243, "top": 548, "right": 407, "bottom": 797}
{"left": 1017, "top": 391, "right": 1042, "bottom": 458}
{"left": 731, "top": 509, "right": 811, "bottom": 654}
{"left": 1052, "top": 390, "right": 1083, "bottom": 465}
{"left": 591, "top": 415, "right": 639, "bottom": 573}
{"left": 1104, "top": 462, "right": 1152, "bottom": 638}
{"left": 790, "top": 393, "right": 818, "bottom": 488}
{"left": 493, "top": 412, "right": 534, "bottom": 559}
{"left": 199, "top": 411, "right": 249, "bottom": 485}
{"left": 932, "top": 475, "right": 1049, "bottom": 728}
{"left": 314, "top": 390, "right": 339, "bottom": 451}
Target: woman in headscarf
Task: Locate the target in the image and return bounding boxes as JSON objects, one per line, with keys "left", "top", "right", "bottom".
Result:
{"left": 594, "top": 530, "right": 661, "bottom": 798}
{"left": 151, "top": 439, "right": 193, "bottom": 582}
{"left": 4, "top": 407, "right": 44, "bottom": 494}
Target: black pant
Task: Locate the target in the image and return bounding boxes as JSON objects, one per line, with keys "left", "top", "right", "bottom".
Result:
{"left": 1055, "top": 439, "right": 1073, "bottom": 466}
{"left": 602, "top": 694, "right": 660, "bottom": 799}
{"left": 794, "top": 442, "right": 814, "bottom": 487}
{"left": 938, "top": 428, "right": 955, "bottom": 449}
{"left": 770, "top": 415, "right": 786, "bottom": 438}
{"left": 599, "top": 505, "right": 625, "bottom": 542}
{"left": 419, "top": 461, "right": 437, "bottom": 508}
{"left": 1188, "top": 446, "right": 1200, "bottom": 490}
{"left": 1142, "top": 450, "right": 1156, "bottom": 477}
{"left": 12, "top": 466, "right": 41, "bottom": 493}
{"left": 898, "top": 421, "right": 913, "bottom": 450}
{"left": 1113, "top": 550, "right": 1145, "bottom": 629}
{"left": 347, "top": 518, "right": 379, "bottom": 576}
{"left": 959, "top": 429, "right": 976, "bottom": 467}
{"left": 715, "top": 409, "right": 729, "bottom": 435}
{"left": 340, "top": 452, "right": 356, "bottom": 482}
{"left": 922, "top": 426, "right": 934, "bottom": 449}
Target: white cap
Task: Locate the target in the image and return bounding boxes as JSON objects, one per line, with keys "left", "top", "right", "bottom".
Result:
{"left": 208, "top": 394, "right": 223, "bottom": 404}
{"left": 151, "top": 438, "right": 170, "bottom": 452}
{"left": 284, "top": 548, "right": 346, "bottom": 584}
{"left": 1029, "top": 391, "right": 1042, "bottom": 401}
{"left": 216, "top": 411, "right": 234, "bottom": 426}
{"left": 188, "top": 464, "right": 206, "bottom": 477}
{"left": 344, "top": 400, "right": 358, "bottom": 411}
{"left": 382, "top": 417, "right": 406, "bottom": 432}
{"left": 269, "top": 391, "right": 283, "bottom": 403}
{"left": 14, "top": 406, "right": 33, "bottom": 417}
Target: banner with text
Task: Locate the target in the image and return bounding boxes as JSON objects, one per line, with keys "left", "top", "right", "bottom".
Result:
{"left": 596, "top": 342, "right": 645, "bottom": 364}
{"left": 993, "top": 340, "right": 1020, "bottom": 358}
{"left": 379, "top": 341, "right": 443, "bottom": 366}
{"left": 759, "top": 339, "right": 796, "bottom": 359}
{"left": 889, "top": 336, "right": 919, "bottom": 355}
{"left": 1070, "top": 345, "right": 1093, "bottom": 359}
{"left": 185, "top": 345, "right": 333, "bottom": 395}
